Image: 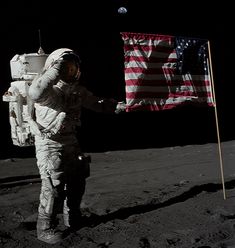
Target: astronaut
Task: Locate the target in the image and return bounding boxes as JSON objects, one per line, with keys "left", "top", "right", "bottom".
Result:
{"left": 28, "top": 48, "right": 125, "bottom": 244}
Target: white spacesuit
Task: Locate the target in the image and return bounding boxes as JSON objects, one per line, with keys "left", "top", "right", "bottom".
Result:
{"left": 28, "top": 48, "right": 125, "bottom": 244}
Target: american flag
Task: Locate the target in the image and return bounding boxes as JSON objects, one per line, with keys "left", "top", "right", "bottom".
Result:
{"left": 121, "top": 32, "right": 215, "bottom": 112}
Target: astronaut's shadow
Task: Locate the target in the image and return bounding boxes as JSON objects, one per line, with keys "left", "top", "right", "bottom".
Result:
{"left": 20, "top": 178, "right": 235, "bottom": 233}
{"left": 78, "top": 178, "right": 235, "bottom": 229}
{"left": 19, "top": 221, "right": 37, "bottom": 231}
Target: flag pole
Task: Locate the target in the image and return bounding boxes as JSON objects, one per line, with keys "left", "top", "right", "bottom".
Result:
{"left": 207, "top": 40, "right": 226, "bottom": 200}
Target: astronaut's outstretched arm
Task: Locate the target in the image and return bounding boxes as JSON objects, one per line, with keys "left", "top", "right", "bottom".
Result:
{"left": 28, "top": 60, "right": 63, "bottom": 103}
{"left": 80, "top": 86, "right": 126, "bottom": 113}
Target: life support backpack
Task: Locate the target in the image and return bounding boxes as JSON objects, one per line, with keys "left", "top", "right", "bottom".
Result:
{"left": 2, "top": 49, "right": 48, "bottom": 146}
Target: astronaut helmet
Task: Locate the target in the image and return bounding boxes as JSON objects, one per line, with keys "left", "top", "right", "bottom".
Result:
{"left": 44, "top": 48, "right": 81, "bottom": 70}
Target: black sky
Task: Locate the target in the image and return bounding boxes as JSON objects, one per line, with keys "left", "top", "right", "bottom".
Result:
{"left": 0, "top": 0, "right": 234, "bottom": 159}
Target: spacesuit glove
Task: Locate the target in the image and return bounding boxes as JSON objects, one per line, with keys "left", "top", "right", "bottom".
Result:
{"left": 115, "top": 101, "right": 126, "bottom": 114}
{"left": 51, "top": 58, "right": 67, "bottom": 73}
{"left": 53, "top": 55, "right": 80, "bottom": 82}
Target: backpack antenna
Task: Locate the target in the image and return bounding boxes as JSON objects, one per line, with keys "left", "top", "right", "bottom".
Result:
{"left": 38, "top": 29, "right": 45, "bottom": 54}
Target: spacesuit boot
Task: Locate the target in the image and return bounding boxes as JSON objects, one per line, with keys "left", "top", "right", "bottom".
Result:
{"left": 37, "top": 218, "right": 63, "bottom": 244}
{"left": 36, "top": 178, "right": 64, "bottom": 244}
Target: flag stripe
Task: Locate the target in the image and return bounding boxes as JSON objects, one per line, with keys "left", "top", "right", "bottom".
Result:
{"left": 121, "top": 32, "right": 214, "bottom": 112}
